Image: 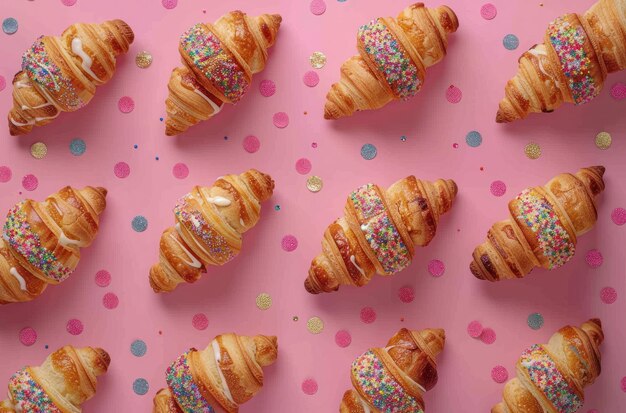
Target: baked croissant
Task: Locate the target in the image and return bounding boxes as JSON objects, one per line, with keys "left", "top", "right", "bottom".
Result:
{"left": 470, "top": 166, "right": 605, "bottom": 282}
{"left": 305, "top": 176, "right": 457, "bottom": 294}
{"left": 150, "top": 169, "right": 274, "bottom": 292}
{"left": 153, "top": 333, "right": 278, "bottom": 413}
{"left": 0, "top": 345, "right": 111, "bottom": 412}
{"left": 7, "top": 20, "right": 134, "bottom": 135}
{"left": 0, "top": 186, "right": 107, "bottom": 304}
{"left": 496, "top": 0, "right": 626, "bottom": 122}
{"left": 492, "top": 319, "right": 604, "bottom": 413}
{"left": 165, "top": 11, "right": 282, "bottom": 135}
{"left": 324, "top": 3, "right": 459, "bottom": 119}
{"left": 341, "top": 327, "right": 445, "bottom": 413}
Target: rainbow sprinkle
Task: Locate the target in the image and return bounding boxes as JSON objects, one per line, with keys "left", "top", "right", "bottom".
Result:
{"left": 8, "top": 368, "right": 62, "bottom": 412}
{"left": 358, "top": 19, "right": 421, "bottom": 100}
{"left": 166, "top": 350, "right": 216, "bottom": 413}
{"left": 180, "top": 24, "right": 249, "bottom": 103}
{"left": 520, "top": 344, "right": 582, "bottom": 412}
{"left": 515, "top": 189, "right": 575, "bottom": 269}
{"left": 547, "top": 16, "right": 599, "bottom": 105}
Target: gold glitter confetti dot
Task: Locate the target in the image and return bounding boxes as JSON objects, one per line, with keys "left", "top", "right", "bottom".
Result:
{"left": 30, "top": 142, "right": 47, "bottom": 159}
{"left": 524, "top": 142, "right": 541, "bottom": 159}
{"left": 255, "top": 293, "right": 272, "bottom": 310}
{"left": 595, "top": 132, "right": 612, "bottom": 150}
{"left": 307, "top": 316, "right": 324, "bottom": 334}
{"left": 307, "top": 176, "right": 323, "bottom": 193}
{"left": 135, "top": 51, "right": 153, "bottom": 69}
{"left": 293, "top": 316, "right": 299, "bottom": 322}
{"left": 309, "top": 51, "right": 327, "bottom": 69}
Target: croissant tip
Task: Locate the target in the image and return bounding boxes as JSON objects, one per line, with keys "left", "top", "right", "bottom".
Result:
{"left": 469, "top": 261, "right": 485, "bottom": 280}
{"left": 589, "top": 165, "right": 606, "bottom": 177}
{"left": 495, "top": 110, "right": 507, "bottom": 123}
{"left": 304, "top": 278, "right": 320, "bottom": 294}
{"left": 95, "top": 348, "right": 112, "bottom": 369}
{"left": 96, "top": 187, "right": 108, "bottom": 197}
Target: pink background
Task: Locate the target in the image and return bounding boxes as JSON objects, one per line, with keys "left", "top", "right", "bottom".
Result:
{"left": 1, "top": 0, "right": 625, "bottom": 411}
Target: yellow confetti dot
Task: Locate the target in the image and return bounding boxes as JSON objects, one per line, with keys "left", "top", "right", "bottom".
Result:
{"left": 595, "top": 132, "right": 611, "bottom": 150}
{"left": 307, "top": 176, "right": 323, "bottom": 193}
{"left": 309, "top": 52, "right": 327, "bottom": 69}
{"left": 135, "top": 51, "right": 153, "bottom": 69}
{"left": 255, "top": 293, "right": 272, "bottom": 310}
{"left": 30, "top": 142, "right": 47, "bottom": 159}
{"left": 524, "top": 142, "right": 541, "bottom": 159}
{"left": 307, "top": 316, "right": 324, "bottom": 334}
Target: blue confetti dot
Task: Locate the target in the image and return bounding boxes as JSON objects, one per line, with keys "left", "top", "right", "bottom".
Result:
{"left": 503, "top": 34, "right": 519, "bottom": 50}
{"left": 44, "top": 344, "right": 48, "bottom": 349}
{"left": 400, "top": 135, "right": 407, "bottom": 142}
{"left": 133, "top": 144, "right": 138, "bottom": 149}
{"left": 274, "top": 205, "right": 281, "bottom": 211}
{"left": 159, "top": 117, "right": 163, "bottom": 122}
{"left": 130, "top": 339, "right": 147, "bottom": 357}
{"left": 527, "top": 313, "right": 544, "bottom": 330}
{"left": 132, "top": 378, "right": 149, "bottom": 395}
{"left": 2, "top": 18, "right": 18, "bottom": 35}
{"left": 465, "top": 131, "right": 483, "bottom": 147}
{"left": 224, "top": 136, "right": 229, "bottom": 140}
{"left": 69, "top": 138, "right": 86, "bottom": 156}
{"left": 132, "top": 216, "right": 148, "bottom": 232}
{"left": 155, "top": 156, "right": 159, "bottom": 161}
{"left": 361, "top": 144, "right": 377, "bottom": 160}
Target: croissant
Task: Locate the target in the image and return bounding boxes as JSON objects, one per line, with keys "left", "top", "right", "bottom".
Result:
{"left": 340, "top": 327, "right": 444, "bottom": 413}
{"left": 165, "top": 11, "right": 282, "bottom": 135}
{"left": 305, "top": 176, "right": 457, "bottom": 294}
{"left": 7, "top": 20, "right": 134, "bottom": 135}
{"left": 150, "top": 169, "right": 274, "bottom": 292}
{"left": 470, "top": 166, "right": 605, "bottom": 282}
{"left": 323, "top": 3, "right": 458, "bottom": 120}
{"left": 153, "top": 333, "right": 278, "bottom": 413}
{"left": 0, "top": 345, "right": 110, "bottom": 412}
{"left": 492, "top": 319, "right": 604, "bottom": 413}
{"left": 496, "top": 0, "right": 626, "bottom": 122}
{"left": 0, "top": 186, "right": 107, "bottom": 304}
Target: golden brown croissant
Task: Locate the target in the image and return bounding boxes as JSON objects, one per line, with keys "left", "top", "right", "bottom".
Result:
{"left": 496, "top": 0, "right": 626, "bottom": 122}
{"left": 0, "top": 186, "right": 107, "bottom": 304}
{"left": 152, "top": 333, "right": 278, "bottom": 413}
{"left": 305, "top": 176, "right": 457, "bottom": 294}
{"left": 323, "top": 3, "right": 459, "bottom": 120}
{"left": 340, "top": 327, "right": 444, "bottom": 413}
{"left": 0, "top": 345, "right": 110, "bottom": 412}
{"left": 492, "top": 319, "right": 604, "bottom": 413}
{"left": 7, "top": 20, "right": 134, "bottom": 135}
{"left": 150, "top": 169, "right": 274, "bottom": 292}
{"left": 165, "top": 11, "right": 282, "bottom": 135}
{"left": 470, "top": 166, "right": 605, "bottom": 282}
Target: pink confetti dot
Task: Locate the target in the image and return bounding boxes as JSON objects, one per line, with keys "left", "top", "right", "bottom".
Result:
{"left": 467, "top": 320, "right": 484, "bottom": 338}
{"left": 335, "top": 330, "right": 352, "bottom": 348}
{"left": 19, "top": 327, "right": 37, "bottom": 346}
{"left": 600, "top": 287, "right": 617, "bottom": 304}
{"left": 445, "top": 85, "right": 462, "bottom": 103}
{"left": 66, "top": 319, "right": 84, "bottom": 335}
{"left": 428, "top": 259, "right": 445, "bottom": 277}
{"left": 162, "top": 0, "right": 177, "bottom": 9}
{"left": 259, "top": 79, "right": 276, "bottom": 97}
{"left": 490, "top": 180, "right": 507, "bottom": 197}
{"left": 295, "top": 158, "right": 312, "bottom": 175}
{"left": 491, "top": 365, "right": 508, "bottom": 383}
{"left": 61, "top": 0, "right": 77, "bottom": 5}
{"left": 360, "top": 307, "right": 376, "bottom": 324}
{"left": 118, "top": 96, "right": 135, "bottom": 113}
{"left": 480, "top": 3, "right": 497, "bottom": 20}
{"left": 585, "top": 249, "right": 603, "bottom": 268}
{"left": 22, "top": 174, "right": 38, "bottom": 191}
{"left": 0, "top": 166, "right": 12, "bottom": 183}
{"left": 310, "top": 0, "right": 326, "bottom": 15}
{"left": 621, "top": 376, "right": 626, "bottom": 392}
{"left": 192, "top": 313, "right": 209, "bottom": 330}
{"left": 172, "top": 163, "right": 189, "bottom": 179}
{"left": 480, "top": 327, "right": 497, "bottom": 344}
{"left": 398, "top": 286, "right": 415, "bottom": 303}
{"left": 114, "top": 161, "right": 130, "bottom": 178}
{"left": 95, "top": 270, "right": 111, "bottom": 287}
{"left": 281, "top": 235, "right": 298, "bottom": 252}
{"left": 103, "top": 292, "right": 119, "bottom": 309}
{"left": 273, "top": 112, "right": 289, "bottom": 128}
{"left": 611, "top": 82, "right": 626, "bottom": 100}
{"left": 302, "top": 378, "right": 318, "bottom": 395}
{"left": 243, "top": 135, "right": 260, "bottom": 153}
{"left": 611, "top": 208, "right": 626, "bottom": 225}
{"left": 303, "top": 71, "right": 320, "bottom": 87}
{"left": 0, "top": 75, "right": 6, "bottom": 92}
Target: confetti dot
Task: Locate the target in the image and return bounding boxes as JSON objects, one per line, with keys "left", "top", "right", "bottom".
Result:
{"left": 274, "top": 205, "right": 281, "bottom": 211}
{"left": 133, "top": 378, "right": 149, "bottom": 396}
{"left": 527, "top": 313, "right": 544, "bottom": 330}
{"left": 22, "top": 174, "right": 38, "bottom": 191}
{"left": 611, "top": 82, "right": 626, "bottom": 100}
{"left": 0, "top": 166, "right": 12, "bottom": 183}
{"left": 311, "top": 142, "right": 318, "bottom": 148}
{"left": 360, "top": 307, "right": 377, "bottom": 324}
{"left": 118, "top": 96, "right": 135, "bottom": 113}
{"left": 30, "top": 142, "right": 47, "bottom": 159}
{"left": 621, "top": 376, "right": 626, "bottom": 392}
{"left": 130, "top": 340, "right": 147, "bottom": 357}
{"left": 446, "top": 85, "right": 462, "bottom": 103}
{"left": 302, "top": 378, "right": 318, "bottom": 395}
{"left": 310, "top": 0, "right": 326, "bottom": 15}
{"left": 491, "top": 365, "right": 508, "bottom": 383}
{"left": 19, "top": 327, "right": 37, "bottom": 346}
{"left": 310, "top": 52, "right": 327, "bottom": 69}
{"left": 293, "top": 316, "right": 299, "bottom": 322}
{"left": 335, "top": 330, "right": 352, "bottom": 348}
{"left": 256, "top": 293, "right": 273, "bottom": 310}
{"left": 428, "top": 259, "right": 446, "bottom": 277}
{"left": 611, "top": 208, "right": 626, "bottom": 225}
{"left": 3, "top": 18, "right": 18, "bottom": 35}
{"left": 66, "top": 319, "right": 84, "bottom": 336}
{"left": 480, "top": 328, "right": 497, "bottom": 344}
{"left": 132, "top": 216, "right": 148, "bottom": 233}
{"left": 400, "top": 135, "right": 407, "bottom": 142}
{"left": 595, "top": 132, "right": 612, "bottom": 150}
{"left": 525, "top": 142, "right": 541, "bottom": 159}
{"left": 466, "top": 131, "right": 482, "bottom": 147}
{"left": 95, "top": 270, "right": 111, "bottom": 287}
{"left": 281, "top": 235, "right": 298, "bottom": 252}
{"left": 135, "top": 51, "right": 153, "bottom": 69}
{"left": 162, "top": 0, "right": 177, "bottom": 9}
{"left": 503, "top": 34, "right": 519, "bottom": 50}
{"left": 585, "top": 249, "right": 603, "bottom": 268}
{"left": 307, "top": 176, "right": 323, "bottom": 192}
{"left": 467, "top": 321, "right": 483, "bottom": 338}
{"left": 303, "top": 71, "right": 320, "bottom": 87}
{"left": 361, "top": 144, "right": 377, "bottom": 160}
{"left": 192, "top": 313, "right": 208, "bottom": 330}
{"left": 69, "top": 138, "right": 86, "bottom": 156}
{"left": 398, "top": 286, "right": 415, "bottom": 303}
{"left": 481, "top": 3, "right": 497, "bottom": 19}
{"left": 0, "top": 75, "right": 5, "bottom": 91}
{"left": 243, "top": 135, "right": 260, "bottom": 153}
{"left": 114, "top": 161, "right": 130, "bottom": 178}
{"left": 103, "top": 292, "right": 119, "bottom": 309}
{"left": 172, "top": 163, "right": 189, "bottom": 179}
{"left": 273, "top": 112, "right": 289, "bottom": 128}
{"left": 307, "top": 316, "right": 324, "bottom": 334}
{"left": 295, "top": 158, "right": 312, "bottom": 175}
{"left": 259, "top": 79, "right": 276, "bottom": 97}
{"left": 600, "top": 287, "right": 617, "bottom": 304}
{"left": 490, "top": 180, "right": 507, "bottom": 197}
{"left": 61, "top": 0, "right": 77, "bottom": 5}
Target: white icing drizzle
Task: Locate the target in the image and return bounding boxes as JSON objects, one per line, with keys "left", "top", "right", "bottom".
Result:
{"left": 239, "top": 218, "right": 245, "bottom": 227}
{"left": 10, "top": 111, "right": 60, "bottom": 127}
{"left": 382, "top": 345, "right": 427, "bottom": 393}
{"left": 71, "top": 37, "right": 101, "bottom": 81}
{"left": 169, "top": 233, "right": 202, "bottom": 268}
{"left": 194, "top": 88, "right": 224, "bottom": 115}
{"left": 350, "top": 255, "right": 365, "bottom": 275}
{"left": 358, "top": 395, "right": 372, "bottom": 413}
{"left": 206, "top": 196, "right": 231, "bottom": 207}
{"left": 360, "top": 224, "right": 369, "bottom": 231}
{"left": 176, "top": 223, "right": 212, "bottom": 259}
{"left": 21, "top": 102, "right": 53, "bottom": 110}
{"left": 211, "top": 340, "right": 235, "bottom": 403}
{"left": 9, "top": 268, "right": 27, "bottom": 291}
{"left": 15, "top": 80, "right": 31, "bottom": 89}
{"left": 528, "top": 47, "right": 560, "bottom": 88}
{"left": 58, "top": 231, "right": 81, "bottom": 248}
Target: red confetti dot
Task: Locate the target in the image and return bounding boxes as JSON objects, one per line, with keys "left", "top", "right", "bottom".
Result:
{"left": 611, "top": 82, "right": 626, "bottom": 100}
{"left": 103, "top": 292, "right": 119, "bottom": 309}
{"left": 0, "top": 166, "right": 12, "bottom": 183}
{"left": 335, "top": 330, "right": 352, "bottom": 348}
{"left": 467, "top": 320, "right": 483, "bottom": 338}
{"left": 621, "top": 376, "right": 626, "bottom": 392}
{"left": 600, "top": 287, "right": 617, "bottom": 304}
{"left": 428, "top": 259, "right": 445, "bottom": 277}
{"left": 360, "top": 307, "right": 377, "bottom": 324}
{"left": 480, "top": 3, "right": 497, "bottom": 20}
{"left": 114, "top": 161, "right": 131, "bottom": 178}
{"left": 192, "top": 313, "right": 209, "bottom": 330}
{"left": 398, "top": 286, "right": 415, "bottom": 303}
{"left": 172, "top": 163, "right": 189, "bottom": 179}
{"left": 295, "top": 158, "right": 312, "bottom": 175}
{"left": 243, "top": 135, "right": 260, "bottom": 153}
{"left": 61, "top": 0, "right": 77, "bottom": 5}
{"left": 585, "top": 249, "right": 603, "bottom": 268}
{"left": 491, "top": 365, "right": 508, "bottom": 383}
{"left": 162, "top": 0, "right": 177, "bottom": 9}
{"left": 118, "top": 96, "right": 135, "bottom": 113}
{"left": 310, "top": 0, "right": 326, "bottom": 15}
{"left": 22, "top": 174, "right": 38, "bottom": 191}
{"left": 303, "top": 71, "right": 320, "bottom": 87}
{"left": 259, "top": 79, "right": 276, "bottom": 97}
{"left": 445, "top": 85, "right": 462, "bottom": 103}
{"left": 0, "top": 75, "right": 6, "bottom": 91}
{"left": 302, "top": 378, "right": 318, "bottom": 395}
{"left": 95, "top": 270, "right": 111, "bottom": 287}
{"left": 273, "top": 112, "right": 289, "bottom": 128}
{"left": 19, "top": 327, "right": 37, "bottom": 346}
{"left": 66, "top": 319, "right": 84, "bottom": 335}
{"left": 611, "top": 208, "right": 626, "bottom": 225}
{"left": 480, "top": 328, "right": 497, "bottom": 344}
{"left": 281, "top": 235, "right": 298, "bottom": 252}
{"left": 490, "top": 180, "right": 507, "bottom": 197}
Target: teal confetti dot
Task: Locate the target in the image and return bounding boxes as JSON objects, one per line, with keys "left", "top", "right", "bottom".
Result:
{"left": 3, "top": 18, "right": 18, "bottom": 35}
{"left": 527, "top": 313, "right": 544, "bottom": 330}
{"left": 466, "top": 131, "right": 483, "bottom": 147}
{"left": 274, "top": 205, "right": 281, "bottom": 211}
{"left": 400, "top": 135, "right": 407, "bottom": 142}
{"left": 503, "top": 34, "right": 519, "bottom": 50}
{"left": 69, "top": 138, "right": 86, "bottom": 156}
{"left": 130, "top": 339, "right": 147, "bottom": 357}
{"left": 361, "top": 144, "right": 377, "bottom": 160}
{"left": 132, "top": 216, "right": 148, "bottom": 232}
{"left": 132, "top": 378, "right": 149, "bottom": 395}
